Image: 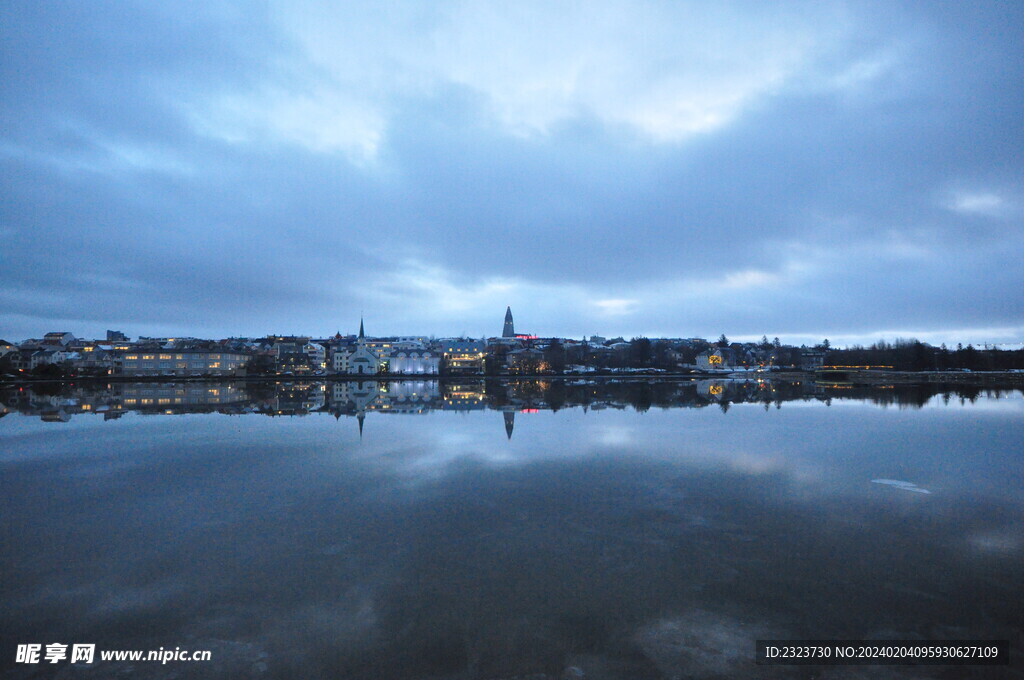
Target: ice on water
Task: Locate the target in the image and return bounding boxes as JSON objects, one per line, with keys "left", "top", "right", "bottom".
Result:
{"left": 871, "top": 479, "right": 931, "bottom": 494}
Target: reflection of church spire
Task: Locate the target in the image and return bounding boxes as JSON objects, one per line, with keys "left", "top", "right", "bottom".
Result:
{"left": 504, "top": 411, "right": 515, "bottom": 439}
{"left": 503, "top": 306, "right": 515, "bottom": 338}
{"left": 357, "top": 412, "right": 365, "bottom": 438}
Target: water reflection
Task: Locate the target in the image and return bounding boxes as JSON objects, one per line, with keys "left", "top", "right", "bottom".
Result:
{"left": 3, "top": 378, "right": 1020, "bottom": 426}
{"left": 1, "top": 380, "right": 1021, "bottom": 679}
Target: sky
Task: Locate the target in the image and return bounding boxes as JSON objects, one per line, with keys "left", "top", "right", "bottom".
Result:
{"left": 2, "top": 1, "right": 1022, "bottom": 347}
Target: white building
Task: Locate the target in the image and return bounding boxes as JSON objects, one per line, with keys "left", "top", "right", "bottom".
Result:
{"left": 385, "top": 349, "right": 439, "bottom": 375}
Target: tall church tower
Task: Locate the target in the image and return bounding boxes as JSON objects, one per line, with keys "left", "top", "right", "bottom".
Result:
{"left": 502, "top": 306, "right": 515, "bottom": 337}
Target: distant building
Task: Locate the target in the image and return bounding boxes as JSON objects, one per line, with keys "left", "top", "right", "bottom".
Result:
{"left": 304, "top": 342, "right": 327, "bottom": 371}
{"left": 441, "top": 339, "right": 487, "bottom": 373}
{"left": 106, "top": 330, "right": 128, "bottom": 342}
{"left": 503, "top": 306, "right": 515, "bottom": 338}
{"left": 799, "top": 349, "right": 826, "bottom": 369}
{"left": 115, "top": 350, "right": 250, "bottom": 376}
{"left": 506, "top": 347, "right": 545, "bottom": 373}
{"left": 30, "top": 349, "right": 58, "bottom": 369}
{"left": 385, "top": 349, "right": 439, "bottom": 375}
{"left": 42, "top": 332, "right": 76, "bottom": 347}
{"left": 272, "top": 336, "right": 313, "bottom": 374}
{"left": 696, "top": 348, "right": 736, "bottom": 370}
{"left": 343, "top": 320, "right": 383, "bottom": 375}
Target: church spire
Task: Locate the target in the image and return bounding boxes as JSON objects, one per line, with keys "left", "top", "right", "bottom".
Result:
{"left": 502, "top": 306, "right": 515, "bottom": 338}
{"left": 358, "top": 317, "right": 365, "bottom": 340}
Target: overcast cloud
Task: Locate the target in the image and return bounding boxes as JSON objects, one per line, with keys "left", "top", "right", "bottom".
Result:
{"left": 2, "top": 1, "right": 1022, "bottom": 345}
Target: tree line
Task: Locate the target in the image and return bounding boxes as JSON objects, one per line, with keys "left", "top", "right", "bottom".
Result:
{"left": 825, "top": 339, "right": 1024, "bottom": 371}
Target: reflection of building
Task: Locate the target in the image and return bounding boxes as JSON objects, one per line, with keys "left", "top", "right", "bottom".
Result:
{"left": 2, "top": 378, "right": 908, "bottom": 424}
{"left": 119, "top": 383, "right": 250, "bottom": 409}
{"left": 441, "top": 382, "right": 487, "bottom": 409}
{"left": 696, "top": 380, "right": 727, "bottom": 400}
{"left": 503, "top": 410, "right": 515, "bottom": 439}
{"left": 328, "top": 380, "right": 441, "bottom": 417}
{"left": 270, "top": 383, "right": 326, "bottom": 415}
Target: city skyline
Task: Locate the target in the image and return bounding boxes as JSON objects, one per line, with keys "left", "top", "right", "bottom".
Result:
{"left": 2, "top": 2, "right": 1023, "bottom": 346}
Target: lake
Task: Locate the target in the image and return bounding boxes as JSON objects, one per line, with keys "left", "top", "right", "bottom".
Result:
{"left": 2, "top": 379, "right": 1021, "bottom": 678}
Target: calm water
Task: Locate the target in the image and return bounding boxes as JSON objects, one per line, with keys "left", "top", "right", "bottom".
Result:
{"left": 2, "top": 380, "right": 1022, "bottom": 679}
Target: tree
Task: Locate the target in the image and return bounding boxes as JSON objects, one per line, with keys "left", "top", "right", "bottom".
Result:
{"left": 629, "top": 337, "right": 653, "bottom": 365}
{"left": 543, "top": 339, "right": 567, "bottom": 373}
{"left": 717, "top": 334, "right": 729, "bottom": 348}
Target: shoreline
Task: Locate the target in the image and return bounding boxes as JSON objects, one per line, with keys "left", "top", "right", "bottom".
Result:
{"left": 3, "top": 369, "right": 1023, "bottom": 387}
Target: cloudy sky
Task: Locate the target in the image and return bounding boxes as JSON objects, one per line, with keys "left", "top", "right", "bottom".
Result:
{"left": 2, "top": 1, "right": 1022, "bottom": 345}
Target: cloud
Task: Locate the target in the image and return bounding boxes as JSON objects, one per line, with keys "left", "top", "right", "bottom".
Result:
{"left": 1, "top": 1, "right": 1022, "bottom": 343}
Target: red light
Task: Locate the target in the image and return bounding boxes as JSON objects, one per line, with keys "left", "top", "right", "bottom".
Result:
{"left": 520, "top": 408, "right": 540, "bottom": 413}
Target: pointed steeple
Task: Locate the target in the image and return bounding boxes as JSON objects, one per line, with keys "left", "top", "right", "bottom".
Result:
{"left": 358, "top": 318, "right": 365, "bottom": 340}
{"left": 357, "top": 412, "right": 365, "bottom": 438}
{"left": 504, "top": 411, "right": 515, "bottom": 440}
{"left": 502, "top": 306, "right": 515, "bottom": 338}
